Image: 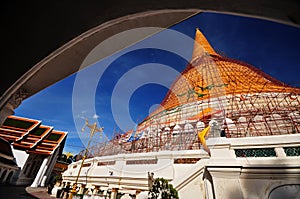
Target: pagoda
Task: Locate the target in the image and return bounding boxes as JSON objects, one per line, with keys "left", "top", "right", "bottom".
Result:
{"left": 63, "top": 28, "right": 300, "bottom": 199}
{"left": 89, "top": 28, "right": 300, "bottom": 156}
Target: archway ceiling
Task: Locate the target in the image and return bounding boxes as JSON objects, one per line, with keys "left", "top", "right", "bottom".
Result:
{"left": 1, "top": 1, "right": 300, "bottom": 109}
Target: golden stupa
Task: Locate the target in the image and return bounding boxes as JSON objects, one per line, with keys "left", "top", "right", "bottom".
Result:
{"left": 88, "top": 28, "right": 300, "bottom": 156}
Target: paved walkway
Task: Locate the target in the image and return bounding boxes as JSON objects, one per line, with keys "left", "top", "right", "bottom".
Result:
{"left": 26, "top": 186, "right": 57, "bottom": 199}
{"left": 0, "top": 185, "right": 57, "bottom": 199}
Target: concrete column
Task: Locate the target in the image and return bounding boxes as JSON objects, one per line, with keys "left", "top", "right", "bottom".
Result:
{"left": 78, "top": 184, "right": 86, "bottom": 195}
{"left": 93, "top": 186, "right": 100, "bottom": 195}
{"left": 275, "top": 147, "right": 286, "bottom": 158}
{"left": 110, "top": 188, "right": 118, "bottom": 199}
{"left": 204, "top": 178, "right": 214, "bottom": 199}
{"left": 41, "top": 147, "right": 60, "bottom": 186}
{"left": 207, "top": 167, "right": 243, "bottom": 199}
{"left": 0, "top": 89, "right": 27, "bottom": 126}
{"left": 31, "top": 156, "right": 49, "bottom": 187}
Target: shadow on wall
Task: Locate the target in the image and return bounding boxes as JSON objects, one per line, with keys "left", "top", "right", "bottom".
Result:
{"left": 203, "top": 169, "right": 216, "bottom": 199}
{"left": 226, "top": 187, "right": 243, "bottom": 199}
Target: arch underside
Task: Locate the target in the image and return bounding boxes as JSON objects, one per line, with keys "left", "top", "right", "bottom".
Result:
{"left": 2, "top": 0, "right": 300, "bottom": 110}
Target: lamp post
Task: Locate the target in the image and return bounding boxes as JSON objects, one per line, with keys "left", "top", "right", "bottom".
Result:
{"left": 69, "top": 118, "right": 104, "bottom": 199}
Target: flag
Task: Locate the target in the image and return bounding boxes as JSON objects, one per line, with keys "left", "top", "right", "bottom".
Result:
{"left": 127, "top": 134, "right": 135, "bottom": 142}
{"left": 197, "top": 125, "right": 211, "bottom": 155}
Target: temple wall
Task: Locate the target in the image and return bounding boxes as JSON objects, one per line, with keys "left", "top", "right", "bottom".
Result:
{"left": 175, "top": 134, "right": 300, "bottom": 198}
{"left": 63, "top": 134, "right": 300, "bottom": 198}
{"left": 177, "top": 174, "right": 205, "bottom": 199}
{"left": 63, "top": 150, "right": 209, "bottom": 193}
{"left": 204, "top": 135, "right": 300, "bottom": 199}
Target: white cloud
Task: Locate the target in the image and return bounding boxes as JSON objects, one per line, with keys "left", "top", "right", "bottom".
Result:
{"left": 93, "top": 114, "right": 100, "bottom": 119}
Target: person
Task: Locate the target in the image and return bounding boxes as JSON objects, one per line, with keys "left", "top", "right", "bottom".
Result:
{"left": 220, "top": 129, "right": 226, "bottom": 137}
{"left": 148, "top": 172, "right": 154, "bottom": 190}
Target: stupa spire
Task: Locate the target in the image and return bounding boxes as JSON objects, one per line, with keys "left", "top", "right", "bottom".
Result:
{"left": 192, "top": 28, "right": 218, "bottom": 60}
{"left": 145, "top": 28, "right": 300, "bottom": 119}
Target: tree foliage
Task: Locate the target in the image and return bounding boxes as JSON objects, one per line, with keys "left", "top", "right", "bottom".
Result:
{"left": 58, "top": 152, "right": 77, "bottom": 164}
{"left": 149, "top": 177, "right": 179, "bottom": 199}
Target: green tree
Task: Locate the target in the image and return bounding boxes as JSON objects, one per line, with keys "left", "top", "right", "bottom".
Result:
{"left": 149, "top": 177, "right": 179, "bottom": 199}
{"left": 58, "top": 151, "right": 75, "bottom": 164}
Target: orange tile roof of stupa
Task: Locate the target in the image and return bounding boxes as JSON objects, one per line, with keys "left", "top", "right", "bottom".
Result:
{"left": 145, "top": 28, "right": 300, "bottom": 120}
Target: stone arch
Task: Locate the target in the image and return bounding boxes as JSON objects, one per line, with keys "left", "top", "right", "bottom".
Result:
{"left": 224, "top": 117, "right": 238, "bottom": 137}
{"left": 161, "top": 126, "right": 171, "bottom": 150}
{"left": 1, "top": 1, "right": 300, "bottom": 125}
{"left": 171, "top": 124, "right": 182, "bottom": 149}
{"left": 266, "top": 114, "right": 283, "bottom": 135}
{"left": 237, "top": 116, "right": 248, "bottom": 136}
{"left": 289, "top": 111, "right": 300, "bottom": 123}
{"left": 253, "top": 115, "right": 264, "bottom": 122}
{"left": 0, "top": 169, "right": 7, "bottom": 183}
{"left": 288, "top": 111, "right": 300, "bottom": 132}
{"left": 172, "top": 124, "right": 182, "bottom": 135}
{"left": 183, "top": 123, "right": 196, "bottom": 149}
{"left": 163, "top": 126, "right": 170, "bottom": 133}
{"left": 144, "top": 127, "right": 150, "bottom": 138}
{"left": 5, "top": 171, "right": 14, "bottom": 184}
{"left": 184, "top": 123, "right": 194, "bottom": 133}
{"left": 251, "top": 115, "right": 268, "bottom": 136}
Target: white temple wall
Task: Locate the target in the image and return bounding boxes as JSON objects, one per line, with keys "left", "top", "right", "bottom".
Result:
{"left": 63, "top": 134, "right": 300, "bottom": 198}
{"left": 178, "top": 174, "right": 205, "bottom": 199}
{"left": 209, "top": 172, "right": 244, "bottom": 199}
{"left": 63, "top": 150, "right": 209, "bottom": 192}
{"left": 204, "top": 134, "right": 300, "bottom": 199}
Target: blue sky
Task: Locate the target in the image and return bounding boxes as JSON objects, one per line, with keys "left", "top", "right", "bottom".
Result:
{"left": 14, "top": 12, "right": 300, "bottom": 154}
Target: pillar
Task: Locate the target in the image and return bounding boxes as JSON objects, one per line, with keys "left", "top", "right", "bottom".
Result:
{"left": 41, "top": 147, "right": 60, "bottom": 186}
{"left": 0, "top": 89, "right": 27, "bottom": 126}
{"left": 0, "top": 103, "right": 14, "bottom": 126}
{"left": 93, "top": 186, "right": 100, "bottom": 195}
{"left": 78, "top": 184, "right": 86, "bottom": 195}
{"left": 31, "top": 156, "right": 49, "bottom": 187}
{"left": 207, "top": 167, "right": 243, "bottom": 199}
{"left": 110, "top": 188, "right": 118, "bottom": 199}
